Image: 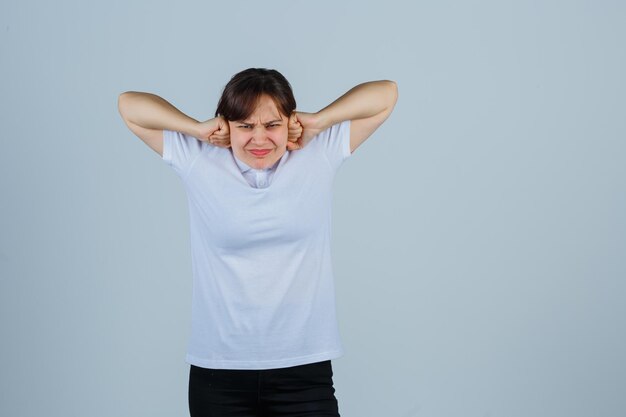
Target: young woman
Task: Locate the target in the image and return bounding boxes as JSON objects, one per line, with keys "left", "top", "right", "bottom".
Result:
{"left": 118, "top": 68, "right": 398, "bottom": 417}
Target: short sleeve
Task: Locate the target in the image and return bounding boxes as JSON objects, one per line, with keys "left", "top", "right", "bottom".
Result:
{"left": 315, "top": 120, "right": 351, "bottom": 172}
{"left": 162, "top": 130, "right": 207, "bottom": 178}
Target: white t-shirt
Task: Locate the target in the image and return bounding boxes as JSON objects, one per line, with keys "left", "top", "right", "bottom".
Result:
{"left": 232, "top": 153, "right": 280, "bottom": 189}
{"left": 162, "top": 120, "right": 351, "bottom": 370}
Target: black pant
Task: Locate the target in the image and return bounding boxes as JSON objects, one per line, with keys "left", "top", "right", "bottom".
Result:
{"left": 188, "top": 360, "right": 341, "bottom": 417}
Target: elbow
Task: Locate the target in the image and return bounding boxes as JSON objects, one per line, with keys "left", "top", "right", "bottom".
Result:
{"left": 118, "top": 91, "right": 136, "bottom": 104}
{"left": 117, "top": 91, "right": 136, "bottom": 119}
{"left": 384, "top": 80, "right": 398, "bottom": 108}
{"left": 117, "top": 92, "right": 128, "bottom": 116}
{"left": 388, "top": 80, "right": 398, "bottom": 96}
{"left": 118, "top": 91, "right": 141, "bottom": 104}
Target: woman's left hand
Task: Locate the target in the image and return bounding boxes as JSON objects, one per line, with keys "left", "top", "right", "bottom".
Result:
{"left": 286, "top": 111, "right": 324, "bottom": 151}
{"left": 286, "top": 113, "right": 302, "bottom": 150}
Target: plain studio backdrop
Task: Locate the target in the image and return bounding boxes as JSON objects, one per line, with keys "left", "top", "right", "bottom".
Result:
{"left": 1, "top": 1, "right": 624, "bottom": 416}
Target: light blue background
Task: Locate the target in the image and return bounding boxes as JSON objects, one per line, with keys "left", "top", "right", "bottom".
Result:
{"left": 1, "top": 1, "right": 625, "bottom": 416}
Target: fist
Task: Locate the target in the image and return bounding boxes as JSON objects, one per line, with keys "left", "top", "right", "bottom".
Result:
{"left": 287, "top": 111, "right": 323, "bottom": 150}
{"left": 287, "top": 112, "right": 303, "bottom": 151}
{"left": 196, "top": 116, "right": 230, "bottom": 148}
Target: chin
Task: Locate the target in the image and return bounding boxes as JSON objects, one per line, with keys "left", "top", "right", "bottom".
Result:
{"left": 251, "top": 155, "right": 279, "bottom": 169}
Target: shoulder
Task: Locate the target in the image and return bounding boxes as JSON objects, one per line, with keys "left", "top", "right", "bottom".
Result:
{"left": 296, "top": 121, "right": 351, "bottom": 173}
{"left": 162, "top": 130, "right": 226, "bottom": 177}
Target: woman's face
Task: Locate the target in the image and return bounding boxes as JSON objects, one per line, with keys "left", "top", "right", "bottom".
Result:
{"left": 228, "top": 94, "right": 289, "bottom": 170}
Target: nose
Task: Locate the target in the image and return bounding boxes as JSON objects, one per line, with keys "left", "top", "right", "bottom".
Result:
{"left": 250, "top": 126, "right": 269, "bottom": 144}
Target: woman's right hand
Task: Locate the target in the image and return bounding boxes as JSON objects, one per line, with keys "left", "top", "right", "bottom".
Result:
{"left": 195, "top": 116, "right": 231, "bottom": 148}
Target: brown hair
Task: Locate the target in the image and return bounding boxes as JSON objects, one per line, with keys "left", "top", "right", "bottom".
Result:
{"left": 215, "top": 68, "right": 296, "bottom": 121}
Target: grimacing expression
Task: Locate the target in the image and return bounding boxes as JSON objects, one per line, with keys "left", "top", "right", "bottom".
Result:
{"left": 228, "top": 94, "right": 290, "bottom": 170}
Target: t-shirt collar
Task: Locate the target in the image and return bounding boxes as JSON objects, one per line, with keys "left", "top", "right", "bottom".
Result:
{"left": 232, "top": 151, "right": 282, "bottom": 173}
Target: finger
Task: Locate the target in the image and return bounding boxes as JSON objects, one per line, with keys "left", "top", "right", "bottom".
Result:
{"left": 288, "top": 125, "right": 302, "bottom": 136}
{"left": 211, "top": 134, "right": 230, "bottom": 140}
{"left": 216, "top": 120, "right": 229, "bottom": 131}
{"left": 209, "top": 137, "right": 228, "bottom": 144}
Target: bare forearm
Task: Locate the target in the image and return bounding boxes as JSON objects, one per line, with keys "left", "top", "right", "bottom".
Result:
{"left": 117, "top": 91, "right": 199, "bottom": 136}
{"left": 316, "top": 80, "right": 398, "bottom": 130}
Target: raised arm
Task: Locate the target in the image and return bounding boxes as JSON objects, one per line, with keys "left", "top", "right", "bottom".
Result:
{"left": 306, "top": 80, "right": 398, "bottom": 154}
{"left": 118, "top": 92, "right": 231, "bottom": 156}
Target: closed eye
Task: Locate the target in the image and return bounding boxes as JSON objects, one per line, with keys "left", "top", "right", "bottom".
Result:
{"left": 237, "top": 123, "right": 281, "bottom": 129}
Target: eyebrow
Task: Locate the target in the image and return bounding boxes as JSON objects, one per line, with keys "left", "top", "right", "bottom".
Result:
{"left": 237, "top": 119, "right": 283, "bottom": 125}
